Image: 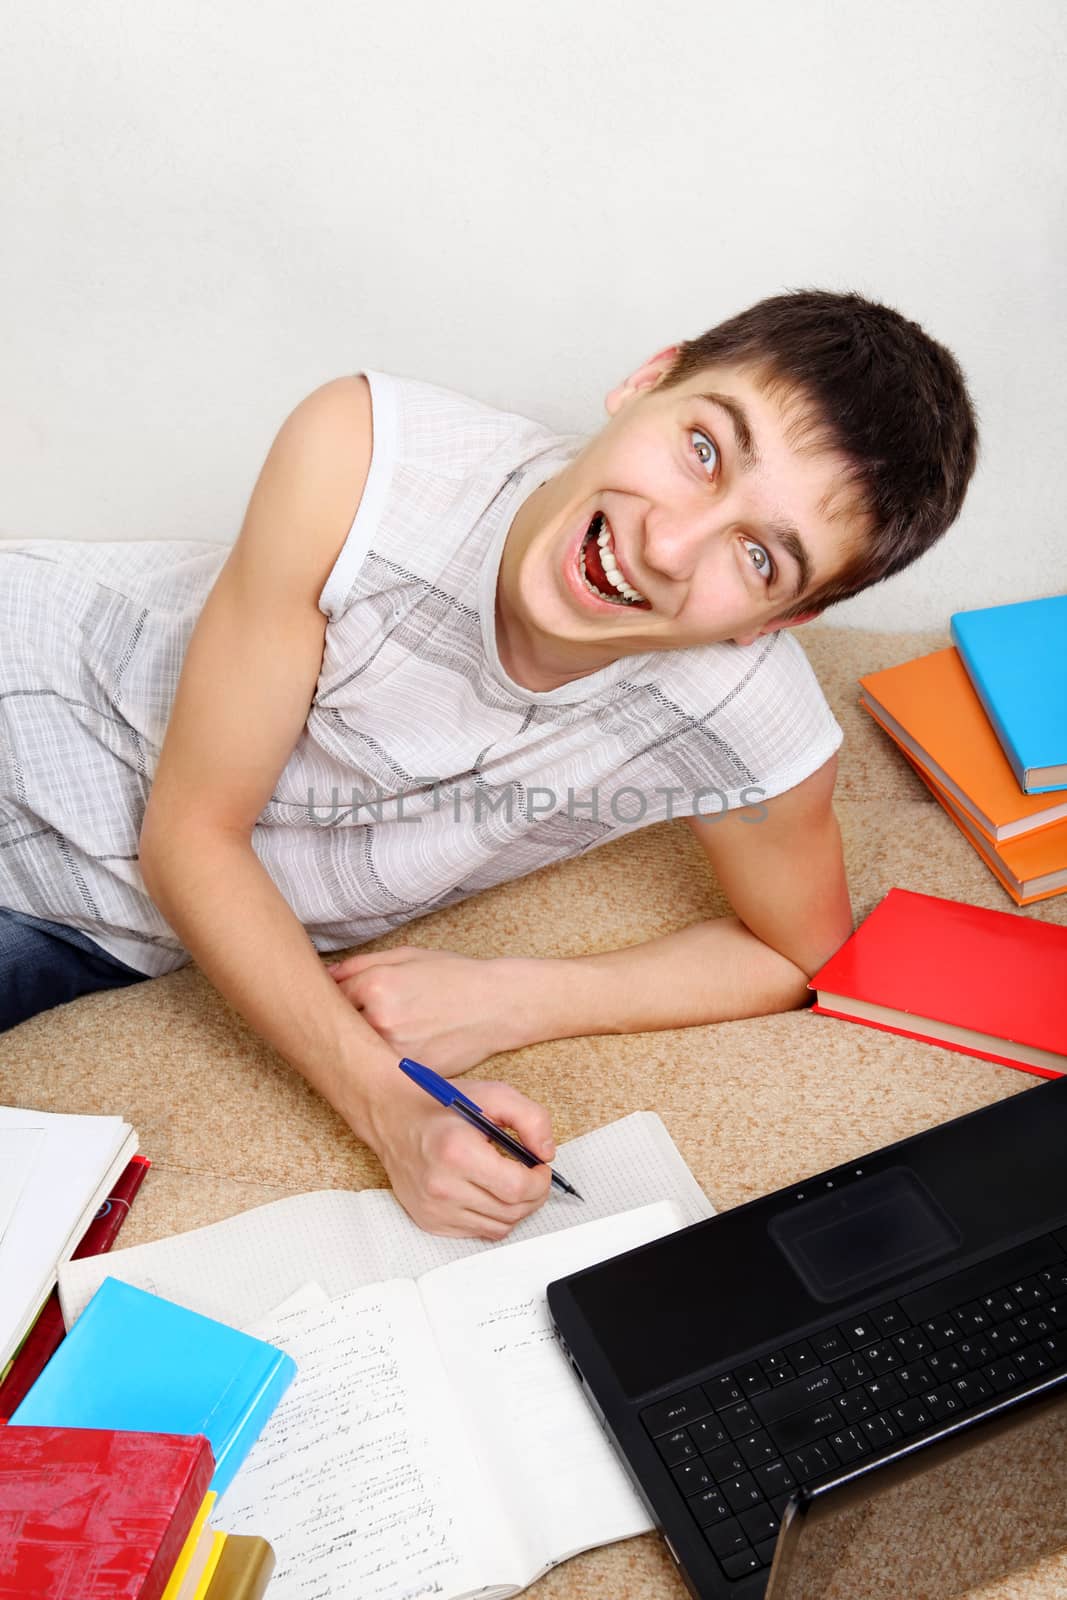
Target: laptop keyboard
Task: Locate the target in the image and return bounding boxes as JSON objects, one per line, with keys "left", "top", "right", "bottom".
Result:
{"left": 641, "top": 1228, "right": 1067, "bottom": 1584}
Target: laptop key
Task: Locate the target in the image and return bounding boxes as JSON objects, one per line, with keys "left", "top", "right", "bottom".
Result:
{"left": 922, "top": 1314, "right": 962, "bottom": 1348}
{"left": 783, "top": 1339, "right": 819, "bottom": 1372}
{"left": 721, "top": 1549, "right": 762, "bottom": 1579}
{"left": 870, "top": 1300, "right": 909, "bottom": 1336}
{"left": 740, "top": 1505, "right": 780, "bottom": 1543}
{"left": 832, "top": 1353, "right": 873, "bottom": 1388}
{"left": 706, "top": 1443, "right": 745, "bottom": 1479}
{"left": 980, "top": 1291, "right": 1020, "bottom": 1323}
{"left": 756, "top": 1536, "right": 780, "bottom": 1566}
{"left": 840, "top": 1316, "right": 880, "bottom": 1350}
{"left": 892, "top": 1398, "right": 932, "bottom": 1435}
{"left": 865, "top": 1374, "right": 905, "bottom": 1409}
{"left": 643, "top": 1387, "right": 712, "bottom": 1436}
{"left": 720, "top": 1400, "right": 760, "bottom": 1439}
{"left": 861, "top": 1413, "right": 900, "bottom": 1449}
{"left": 721, "top": 1472, "right": 763, "bottom": 1513}
{"left": 656, "top": 1429, "right": 696, "bottom": 1467}
{"left": 983, "top": 1359, "right": 1021, "bottom": 1393}
{"left": 923, "top": 1385, "right": 963, "bottom": 1421}
{"left": 954, "top": 1303, "right": 991, "bottom": 1334}
{"left": 704, "top": 1374, "right": 743, "bottom": 1409}
{"left": 953, "top": 1373, "right": 992, "bottom": 1406}
{"left": 811, "top": 1327, "right": 848, "bottom": 1361}
{"left": 705, "top": 1516, "right": 747, "bottom": 1557}
{"left": 893, "top": 1326, "right": 932, "bottom": 1359}
{"left": 735, "top": 1361, "right": 771, "bottom": 1398}
{"left": 738, "top": 1430, "right": 778, "bottom": 1469}
{"left": 1014, "top": 1347, "right": 1052, "bottom": 1380}
{"left": 837, "top": 1390, "right": 874, "bottom": 1423}
{"left": 689, "top": 1417, "right": 729, "bottom": 1453}
{"left": 864, "top": 1341, "right": 902, "bottom": 1374}
{"left": 755, "top": 1459, "right": 797, "bottom": 1496}
{"left": 672, "top": 1459, "right": 713, "bottom": 1495}
{"left": 896, "top": 1361, "right": 934, "bottom": 1396}
{"left": 926, "top": 1349, "right": 965, "bottom": 1381}
{"left": 827, "top": 1426, "right": 870, "bottom": 1464}
{"left": 958, "top": 1337, "right": 994, "bottom": 1370}
{"left": 788, "top": 1442, "right": 838, "bottom": 1481}
{"left": 690, "top": 1488, "right": 732, "bottom": 1527}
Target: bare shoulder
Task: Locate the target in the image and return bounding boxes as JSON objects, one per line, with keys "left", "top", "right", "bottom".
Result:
{"left": 227, "top": 373, "right": 374, "bottom": 606}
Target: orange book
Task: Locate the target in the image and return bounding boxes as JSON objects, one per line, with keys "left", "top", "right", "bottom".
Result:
{"left": 859, "top": 647, "right": 1067, "bottom": 842}
{"left": 901, "top": 750, "right": 1067, "bottom": 904}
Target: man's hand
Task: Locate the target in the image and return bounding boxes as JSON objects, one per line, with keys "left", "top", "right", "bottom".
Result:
{"left": 325, "top": 945, "right": 526, "bottom": 1075}
{"left": 359, "top": 1072, "right": 555, "bottom": 1239}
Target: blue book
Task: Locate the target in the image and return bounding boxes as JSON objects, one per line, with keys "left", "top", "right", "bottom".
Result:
{"left": 951, "top": 595, "right": 1067, "bottom": 795}
{"left": 8, "top": 1277, "right": 296, "bottom": 1496}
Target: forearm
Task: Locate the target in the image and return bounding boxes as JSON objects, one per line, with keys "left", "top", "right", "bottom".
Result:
{"left": 507, "top": 916, "right": 812, "bottom": 1045}
{"left": 139, "top": 828, "right": 395, "bottom": 1135}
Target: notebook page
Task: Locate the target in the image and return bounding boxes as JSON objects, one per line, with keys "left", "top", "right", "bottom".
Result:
{"left": 0, "top": 1107, "right": 135, "bottom": 1366}
{"left": 212, "top": 1282, "right": 520, "bottom": 1600}
{"left": 61, "top": 1112, "right": 713, "bottom": 1331}
{"left": 418, "top": 1203, "right": 685, "bottom": 1584}
{"left": 0, "top": 1129, "right": 44, "bottom": 1244}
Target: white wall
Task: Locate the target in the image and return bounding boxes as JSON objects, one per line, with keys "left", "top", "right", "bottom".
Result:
{"left": 2, "top": 0, "right": 1064, "bottom": 629}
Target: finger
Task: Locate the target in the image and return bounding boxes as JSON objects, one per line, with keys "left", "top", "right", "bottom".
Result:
{"left": 439, "top": 1118, "right": 553, "bottom": 1207}
{"left": 471, "top": 1082, "right": 556, "bottom": 1162}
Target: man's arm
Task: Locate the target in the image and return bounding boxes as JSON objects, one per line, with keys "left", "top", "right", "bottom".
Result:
{"left": 327, "top": 755, "right": 854, "bottom": 1062}
{"left": 515, "top": 754, "right": 853, "bottom": 1040}
{"left": 139, "top": 375, "right": 553, "bottom": 1238}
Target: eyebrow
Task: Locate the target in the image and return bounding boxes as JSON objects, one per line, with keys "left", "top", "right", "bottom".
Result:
{"left": 692, "top": 391, "right": 814, "bottom": 600}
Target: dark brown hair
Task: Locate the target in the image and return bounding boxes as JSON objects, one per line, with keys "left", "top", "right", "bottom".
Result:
{"left": 657, "top": 289, "right": 980, "bottom": 617}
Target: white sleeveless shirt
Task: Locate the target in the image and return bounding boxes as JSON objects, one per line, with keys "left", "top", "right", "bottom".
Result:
{"left": 0, "top": 369, "right": 842, "bottom": 976}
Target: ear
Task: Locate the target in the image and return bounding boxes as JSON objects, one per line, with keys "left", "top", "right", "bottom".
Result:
{"left": 605, "top": 345, "right": 681, "bottom": 417}
{"left": 732, "top": 610, "right": 822, "bottom": 647}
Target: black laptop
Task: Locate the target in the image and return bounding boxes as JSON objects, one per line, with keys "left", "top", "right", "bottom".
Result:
{"left": 548, "top": 1075, "right": 1067, "bottom": 1599}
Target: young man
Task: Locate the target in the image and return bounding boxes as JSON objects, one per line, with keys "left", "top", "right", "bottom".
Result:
{"left": 0, "top": 290, "right": 978, "bottom": 1239}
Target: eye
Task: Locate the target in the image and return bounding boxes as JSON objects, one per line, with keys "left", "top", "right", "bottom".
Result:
{"left": 689, "top": 426, "right": 720, "bottom": 477}
{"left": 742, "top": 537, "right": 776, "bottom": 586}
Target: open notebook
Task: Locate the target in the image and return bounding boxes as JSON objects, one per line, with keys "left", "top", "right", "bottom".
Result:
{"left": 60, "top": 1112, "right": 712, "bottom": 1329}
{"left": 217, "top": 1203, "right": 687, "bottom": 1600}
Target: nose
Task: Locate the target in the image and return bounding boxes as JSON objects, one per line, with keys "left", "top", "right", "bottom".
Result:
{"left": 641, "top": 504, "right": 713, "bottom": 583}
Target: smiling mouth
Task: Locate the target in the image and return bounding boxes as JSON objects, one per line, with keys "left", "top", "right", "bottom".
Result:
{"left": 578, "top": 513, "right": 652, "bottom": 608}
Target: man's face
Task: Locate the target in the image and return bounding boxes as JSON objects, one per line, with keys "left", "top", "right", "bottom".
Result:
{"left": 496, "top": 349, "right": 867, "bottom": 691}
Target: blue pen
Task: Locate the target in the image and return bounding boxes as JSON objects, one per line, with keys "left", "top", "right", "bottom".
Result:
{"left": 398, "top": 1057, "right": 584, "bottom": 1200}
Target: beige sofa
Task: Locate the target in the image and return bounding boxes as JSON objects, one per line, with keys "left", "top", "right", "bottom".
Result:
{"left": 3, "top": 624, "right": 1065, "bottom": 1600}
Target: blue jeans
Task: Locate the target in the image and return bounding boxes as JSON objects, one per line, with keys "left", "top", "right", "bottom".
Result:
{"left": 0, "top": 909, "right": 150, "bottom": 1034}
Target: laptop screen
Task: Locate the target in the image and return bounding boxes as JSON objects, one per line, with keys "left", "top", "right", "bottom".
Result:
{"left": 766, "top": 1379, "right": 1067, "bottom": 1600}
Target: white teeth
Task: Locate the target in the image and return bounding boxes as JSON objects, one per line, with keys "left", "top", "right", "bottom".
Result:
{"left": 590, "top": 515, "right": 648, "bottom": 604}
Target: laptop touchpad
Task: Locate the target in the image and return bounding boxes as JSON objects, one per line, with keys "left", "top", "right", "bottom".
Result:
{"left": 769, "top": 1166, "right": 961, "bottom": 1303}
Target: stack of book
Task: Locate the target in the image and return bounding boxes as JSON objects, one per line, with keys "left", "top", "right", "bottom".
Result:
{"left": 2, "top": 1276, "right": 288, "bottom": 1596}
{"left": 859, "top": 593, "right": 1067, "bottom": 905}
{"left": 0, "top": 1426, "right": 276, "bottom": 1599}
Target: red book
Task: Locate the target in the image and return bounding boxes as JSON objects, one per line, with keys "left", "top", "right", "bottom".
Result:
{"left": 0, "top": 1157, "right": 151, "bottom": 1420}
{"left": 0, "top": 1426, "right": 213, "bottom": 1599}
{"left": 808, "top": 888, "right": 1067, "bottom": 1078}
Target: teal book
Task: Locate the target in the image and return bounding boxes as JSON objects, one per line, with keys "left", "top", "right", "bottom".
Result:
{"left": 8, "top": 1277, "right": 295, "bottom": 1496}
{"left": 951, "top": 595, "right": 1067, "bottom": 795}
